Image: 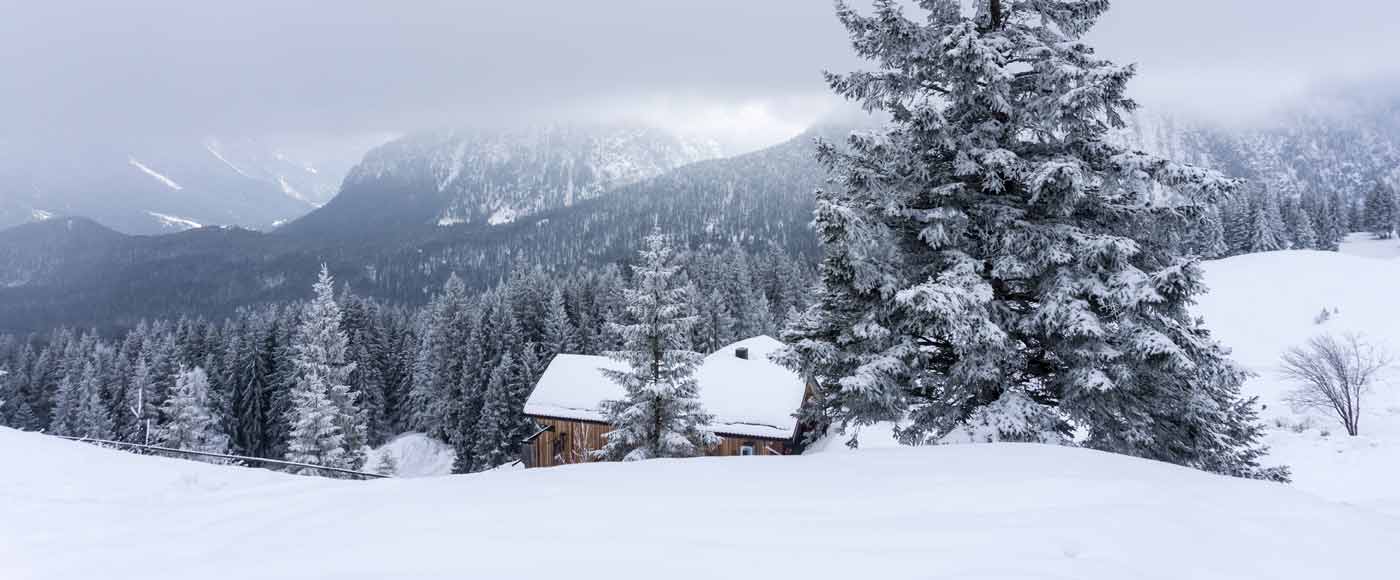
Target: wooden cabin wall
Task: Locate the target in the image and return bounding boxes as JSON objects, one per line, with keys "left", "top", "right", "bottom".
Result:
{"left": 524, "top": 417, "right": 612, "bottom": 468}
{"left": 524, "top": 416, "right": 789, "bottom": 468}
{"left": 712, "top": 435, "right": 788, "bottom": 457}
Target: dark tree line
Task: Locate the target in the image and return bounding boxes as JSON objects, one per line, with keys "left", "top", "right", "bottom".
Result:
{"left": 0, "top": 245, "right": 814, "bottom": 474}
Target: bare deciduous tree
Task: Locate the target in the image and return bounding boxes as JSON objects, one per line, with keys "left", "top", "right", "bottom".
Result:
{"left": 1279, "top": 333, "right": 1393, "bottom": 436}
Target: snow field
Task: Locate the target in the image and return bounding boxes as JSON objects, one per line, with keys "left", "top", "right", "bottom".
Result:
{"left": 3, "top": 426, "right": 1398, "bottom": 580}
{"left": 1195, "top": 238, "right": 1400, "bottom": 514}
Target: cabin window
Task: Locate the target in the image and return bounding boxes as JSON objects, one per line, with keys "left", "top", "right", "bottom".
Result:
{"left": 739, "top": 442, "right": 756, "bottom": 456}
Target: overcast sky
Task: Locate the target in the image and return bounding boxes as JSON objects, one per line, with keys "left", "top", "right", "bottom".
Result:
{"left": 1, "top": 0, "right": 1395, "bottom": 151}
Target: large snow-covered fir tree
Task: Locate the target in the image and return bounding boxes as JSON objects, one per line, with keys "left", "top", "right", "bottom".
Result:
{"left": 784, "top": 0, "right": 1284, "bottom": 480}
{"left": 155, "top": 366, "right": 229, "bottom": 456}
{"left": 284, "top": 266, "right": 365, "bottom": 472}
{"left": 598, "top": 229, "right": 719, "bottom": 461}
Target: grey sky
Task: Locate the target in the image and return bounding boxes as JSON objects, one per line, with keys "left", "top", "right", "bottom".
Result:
{"left": 1, "top": 1, "right": 1395, "bottom": 150}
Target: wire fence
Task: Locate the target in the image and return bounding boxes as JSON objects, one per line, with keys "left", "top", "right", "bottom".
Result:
{"left": 51, "top": 435, "right": 390, "bottom": 479}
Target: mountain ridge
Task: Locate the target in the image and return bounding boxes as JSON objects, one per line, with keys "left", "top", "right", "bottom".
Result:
{"left": 281, "top": 124, "right": 722, "bottom": 238}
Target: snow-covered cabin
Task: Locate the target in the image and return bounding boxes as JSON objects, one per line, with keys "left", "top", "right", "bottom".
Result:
{"left": 521, "top": 336, "right": 810, "bottom": 467}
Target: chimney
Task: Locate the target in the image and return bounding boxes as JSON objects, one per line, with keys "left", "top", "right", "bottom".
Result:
{"left": 735, "top": 347, "right": 749, "bottom": 360}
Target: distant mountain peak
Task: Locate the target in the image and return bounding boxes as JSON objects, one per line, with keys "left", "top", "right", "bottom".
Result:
{"left": 290, "top": 123, "right": 721, "bottom": 237}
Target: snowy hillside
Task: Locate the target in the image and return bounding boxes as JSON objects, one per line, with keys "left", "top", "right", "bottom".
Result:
{"left": 3, "top": 426, "right": 1397, "bottom": 580}
{"left": 1196, "top": 235, "right": 1400, "bottom": 514}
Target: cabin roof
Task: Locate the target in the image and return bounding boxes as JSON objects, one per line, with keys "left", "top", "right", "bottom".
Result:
{"left": 523, "top": 336, "right": 806, "bottom": 439}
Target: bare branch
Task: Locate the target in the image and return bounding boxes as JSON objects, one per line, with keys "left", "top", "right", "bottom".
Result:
{"left": 1279, "top": 333, "right": 1393, "bottom": 436}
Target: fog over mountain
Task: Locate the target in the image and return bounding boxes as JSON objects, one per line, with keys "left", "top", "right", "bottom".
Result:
{"left": 3, "top": 0, "right": 1396, "bottom": 138}
{"left": 1, "top": 1, "right": 1396, "bottom": 234}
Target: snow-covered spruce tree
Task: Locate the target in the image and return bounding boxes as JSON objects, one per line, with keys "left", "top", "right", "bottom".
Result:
{"left": 119, "top": 356, "right": 157, "bottom": 444}
{"left": 598, "top": 229, "right": 719, "bottom": 461}
{"left": 786, "top": 0, "right": 1284, "bottom": 479}
{"left": 1363, "top": 182, "right": 1397, "bottom": 239}
{"left": 407, "top": 274, "right": 473, "bottom": 440}
{"left": 1190, "top": 206, "right": 1229, "bottom": 258}
{"left": 1292, "top": 211, "right": 1318, "bottom": 250}
{"left": 1249, "top": 193, "right": 1286, "bottom": 252}
{"left": 155, "top": 366, "right": 229, "bottom": 457}
{"left": 48, "top": 373, "right": 78, "bottom": 436}
{"left": 542, "top": 287, "right": 576, "bottom": 357}
{"left": 49, "top": 360, "right": 113, "bottom": 439}
{"left": 283, "top": 370, "right": 346, "bottom": 474}
{"left": 285, "top": 265, "right": 365, "bottom": 472}
{"left": 472, "top": 351, "right": 527, "bottom": 470}
{"left": 72, "top": 362, "right": 113, "bottom": 440}
{"left": 1312, "top": 194, "right": 1342, "bottom": 251}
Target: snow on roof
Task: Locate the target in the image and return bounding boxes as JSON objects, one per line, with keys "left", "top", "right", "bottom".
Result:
{"left": 523, "top": 336, "right": 807, "bottom": 439}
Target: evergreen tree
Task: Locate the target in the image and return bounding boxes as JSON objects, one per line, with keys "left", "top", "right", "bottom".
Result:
{"left": 155, "top": 366, "right": 228, "bottom": 455}
{"left": 471, "top": 351, "right": 529, "bottom": 470}
{"left": 1312, "top": 194, "right": 1342, "bottom": 251}
{"left": 49, "top": 374, "right": 79, "bottom": 436}
{"left": 699, "top": 287, "right": 738, "bottom": 353}
{"left": 1363, "top": 182, "right": 1397, "bottom": 239}
{"left": 284, "top": 370, "right": 346, "bottom": 474}
{"left": 445, "top": 305, "right": 490, "bottom": 474}
{"left": 1221, "top": 198, "right": 1251, "bottom": 255}
{"left": 1249, "top": 194, "right": 1286, "bottom": 252}
{"left": 541, "top": 287, "right": 576, "bottom": 357}
{"left": 785, "top": 0, "right": 1283, "bottom": 479}
{"left": 50, "top": 360, "right": 114, "bottom": 440}
{"left": 285, "top": 265, "right": 364, "bottom": 471}
{"left": 407, "top": 274, "right": 473, "bottom": 440}
{"left": 598, "top": 229, "right": 718, "bottom": 461}
{"left": 0, "top": 366, "right": 19, "bottom": 427}
{"left": 1192, "top": 206, "right": 1229, "bottom": 258}
{"left": 119, "top": 357, "right": 158, "bottom": 444}
{"left": 1292, "top": 211, "right": 1318, "bottom": 250}
{"left": 72, "top": 362, "right": 114, "bottom": 440}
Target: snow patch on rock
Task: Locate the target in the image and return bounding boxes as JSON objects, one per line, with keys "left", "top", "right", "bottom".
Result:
{"left": 127, "top": 157, "right": 183, "bottom": 191}
{"left": 144, "top": 210, "right": 202, "bottom": 231}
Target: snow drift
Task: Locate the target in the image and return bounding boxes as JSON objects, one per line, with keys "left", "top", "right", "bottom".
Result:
{"left": 2, "top": 426, "right": 1397, "bottom": 580}
{"left": 361, "top": 432, "right": 455, "bottom": 478}
{"left": 1194, "top": 242, "right": 1400, "bottom": 514}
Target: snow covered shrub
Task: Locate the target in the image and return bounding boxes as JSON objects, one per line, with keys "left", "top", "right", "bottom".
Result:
{"left": 1313, "top": 308, "right": 1333, "bottom": 325}
{"left": 1280, "top": 333, "right": 1393, "bottom": 436}
{"left": 373, "top": 452, "right": 398, "bottom": 477}
{"left": 1272, "top": 416, "right": 1317, "bottom": 434}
